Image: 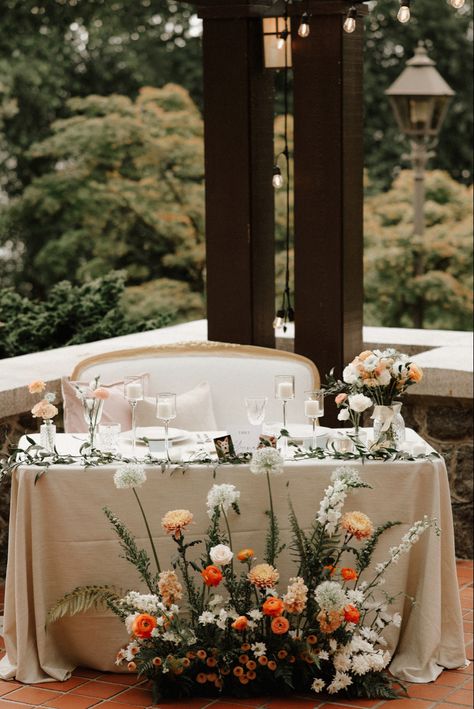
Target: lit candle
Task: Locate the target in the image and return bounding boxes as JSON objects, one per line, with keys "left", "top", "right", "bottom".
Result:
{"left": 125, "top": 382, "right": 143, "bottom": 400}
{"left": 157, "top": 401, "right": 174, "bottom": 420}
{"left": 305, "top": 400, "right": 321, "bottom": 418}
{"left": 277, "top": 381, "right": 294, "bottom": 399}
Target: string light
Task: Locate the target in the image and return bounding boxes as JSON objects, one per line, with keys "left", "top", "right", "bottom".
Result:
{"left": 277, "top": 29, "right": 288, "bottom": 50}
{"left": 343, "top": 6, "right": 358, "bottom": 33}
{"left": 272, "top": 165, "right": 284, "bottom": 189}
{"left": 397, "top": 0, "right": 411, "bottom": 23}
{"left": 449, "top": 0, "right": 465, "bottom": 7}
{"left": 298, "top": 12, "right": 310, "bottom": 38}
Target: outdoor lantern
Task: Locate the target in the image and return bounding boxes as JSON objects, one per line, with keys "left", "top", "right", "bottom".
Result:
{"left": 262, "top": 17, "right": 292, "bottom": 69}
{"left": 385, "top": 43, "right": 454, "bottom": 141}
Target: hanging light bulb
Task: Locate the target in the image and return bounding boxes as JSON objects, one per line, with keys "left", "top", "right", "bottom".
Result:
{"left": 273, "top": 309, "right": 285, "bottom": 329}
{"left": 272, "top": 165, "right": 284, "bottom": 188}
{"left": 343, "top": 6, "right": 357, "bottom": 33}
{"left": 277, "top": 29, "right": 288, "bottom": 50}
{"left": 298, "top": 12, "right": 310, "bottom": 38}
{"left": 397, "top": 0, "right": 411, "bottom": 23}
{"left": 449, "top": 0, "right": 465, "bottom": 7}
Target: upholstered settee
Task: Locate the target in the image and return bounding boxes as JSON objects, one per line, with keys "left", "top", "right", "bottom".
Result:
{"left": 64, "top": 341, "right": 320, "bottom": 431}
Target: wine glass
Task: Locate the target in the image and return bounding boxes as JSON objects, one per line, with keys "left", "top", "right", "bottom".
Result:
{"left": 245, "top": 397, "right": 267, "bottom": 427}
{"left": 274, "top": 375, "right": 295, "bottom": 429}
{"left": 124, "top": 375, "right": 144, "bottom": 455}
{"left": 304, "top": 390, "right": 324, "bottom": 450}
{"left": 156, "top": 393, "right": 177, "bottom": 461}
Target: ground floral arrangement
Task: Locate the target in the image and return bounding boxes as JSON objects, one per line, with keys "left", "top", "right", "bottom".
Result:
{"left": 47, "top": 450, "right": 439, "bottom": 703}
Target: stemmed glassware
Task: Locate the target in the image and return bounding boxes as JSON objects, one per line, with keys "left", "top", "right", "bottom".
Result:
{"left": 274, "top": 375, "right": 295, "bottom": 429}
{"left": 245, "top": 397, "right": 267, "bottom": 427}
{"left": 304, "top": 389, "right": 324, "bottom": 450}
{"left": 156, "top": 393, "right": 177, "bottom": 461}
{"left": 124, "top": 375, "right": 144, "bottom": 455}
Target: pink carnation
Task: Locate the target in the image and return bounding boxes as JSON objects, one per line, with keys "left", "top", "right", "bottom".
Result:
{"left": 28, "top": 380, "right": 46, "bottom": 394}
{"left": 92, "top": 387, "right": 110, "bottom": 400}
{"left": 31, "top": 400, "right": 58, "bottom": 420}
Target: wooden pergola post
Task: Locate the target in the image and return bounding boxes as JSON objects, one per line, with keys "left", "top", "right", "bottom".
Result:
{"left": 192, "top": 1, "right": 364, "bottom": 399}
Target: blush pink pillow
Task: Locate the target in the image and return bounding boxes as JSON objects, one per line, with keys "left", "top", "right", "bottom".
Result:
{"left": 61, "top": 377, "right": 132, "bottom": 433}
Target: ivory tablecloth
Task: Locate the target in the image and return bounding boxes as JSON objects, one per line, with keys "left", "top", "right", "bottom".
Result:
{"left": 0, "top": 432, "right": 466, "bottom": 684}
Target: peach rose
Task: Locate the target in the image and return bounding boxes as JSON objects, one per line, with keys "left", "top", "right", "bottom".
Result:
{"left": 132, "top": 613, "right": 157, "bottom": 639}
{"left": 231, "top": 616, "right": 249, "bottom": 631}
{"left": 271, "top": 616, "right": 290, "bottom": 634}
{"left": 408, "top": 363, "right": 423, "bottom": 383}
{"left": 28, "top": 380, "right": 46, "bottom": 394}
{"left": 92, "top": 387, "right": 110, "bottom": 400}
{"left": 335, "top": 393, "right": 348, "bottom": 405}
{"left": 262, "top": 597, "right": 284, "bottom": 617}
{"left": 31, "top": 400, "right": 58, "bottom": 420}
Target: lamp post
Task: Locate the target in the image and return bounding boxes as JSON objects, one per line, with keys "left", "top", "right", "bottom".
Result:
{"left": 385, "top": 42, "right": 454, "bottom": 327}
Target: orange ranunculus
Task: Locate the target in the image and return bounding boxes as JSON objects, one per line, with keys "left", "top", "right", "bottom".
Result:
{"left": 201, "top": 565, "right": 223, "bottom": 587}
{"left": 341, "top": 567, "right": 358, "bottom": 581}
{"left": 271, "top": 616, "right": 290, "bottom": 634}
{"left": 92, "top": 387, "right": 110, "bottom": 400}
{"left": 237, "top": 548, "right": 255, "bottom": 562}
{"left": 262, "top": 597, "right": 284, "bottom": 617}
{"left": 344, "top": 604, "right": 361, "bottom": 624}
{"left": 408, "top": 363, "right": 423, "bottom": 383}
{"left": 132, "top": 613, "right": 157, "bottom": 639}
{"left": 335, "top": 393, "right": 348, "bottom": 405}
{"left": 231, "top": 616, "right": 248, "bottom": 631}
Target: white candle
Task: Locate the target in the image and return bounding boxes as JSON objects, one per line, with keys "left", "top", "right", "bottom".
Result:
{"left": 125, "top": 382, "right": 142, "bottom": 400}
{"left": 305, "top": 400, "right": 321, "bottom": 417}
{"left": 277, "top": 381, "right": 294, "bottom": 399}
{"left": 157, "top": 401, "right": 174, "bottom": 420}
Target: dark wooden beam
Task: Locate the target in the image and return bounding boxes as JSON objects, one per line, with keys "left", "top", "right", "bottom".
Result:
{"left": 201, "top": 17, "right": 276, "bottom": 346}
{"left": 292, "top": 10, "right": 364, "bottom": 419}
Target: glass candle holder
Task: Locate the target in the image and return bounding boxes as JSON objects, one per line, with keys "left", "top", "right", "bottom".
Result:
{"left": 304, "top": 389, "right": 324, "bottom": 449}
{"left": 274, "top": 375, "right": 295, "bottom": 429}
{"left": 156, "top": 393, "right": 177, "bottom": 461}
{"left": 99, "top": 422, "right": 121, "bottom": 454}
{"left": 124, "top": 375, "right": 144, "bottom": 455}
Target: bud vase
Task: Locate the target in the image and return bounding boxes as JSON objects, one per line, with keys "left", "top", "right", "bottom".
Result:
{"left": 40, "top": 419, "right": 56, "bottom": 453}
{"left": 372, "top": 403, "right": 405, "bottom": 449}
{"left": 83, "top": 399, "right": 104, "bottom": 449}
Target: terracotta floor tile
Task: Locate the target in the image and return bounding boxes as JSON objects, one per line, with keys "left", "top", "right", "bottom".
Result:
{"left": 110, "top": 687, "right": 154, "bottom": 706}
{"left": 360, "top": 700, "right": 432, "bottom": 709}
{"left": 435, "top": 671, "right": 473, "bottom": 687}
{"left": 445, "top": 688, "right": 474, "bottom": 705}
{"left": 71, "top": 669, "right": 103, "bottom": 680}
{"left": 264, "top": 700, "right": 320, "bottom": 708}
{"left": 70, "top": 681, "right": 125, "bottom": 699}
{"left": 406, "top": 684, "right": 454, "bottom": 701}
{"left": 34, "top": 678, "right": 88, "bottom": 691}
{"left": 0, "top": 683, "right": 22, "bottom": 698}
{"left": 0, "top": 702, "right": 33, "bottom": 708}
{"left": 95, "top": 674, "right": 143, "bottom": 687}
{"left": 318, "top": 700, "right": 381, "bottom": 708}
{"left": 43, "top": 696, "right": 101, "bottom": 709}
{"left": 154, "top": 700, "right": 219, "bottom": 708}
{"left": 436, "top": 704, "right": 474, "bottom": 709}
{"left": 3, "top": 686, "right": 62, "bottom": 705}
{"left": 207, "top": 704, "right": 262, "bottom": 709}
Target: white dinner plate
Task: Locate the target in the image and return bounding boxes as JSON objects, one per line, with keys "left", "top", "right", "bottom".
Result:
{"left": 122, "top": 427, "right": 191, "bottom": 444}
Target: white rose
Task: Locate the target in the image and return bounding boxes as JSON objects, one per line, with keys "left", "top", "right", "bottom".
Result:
{"left": 376, "top": 368, "right": 391, "bottom": 386}
{"left": 337, "top": 408, "right": 350, "bottom": 421}
{"left": 209, "top": 544, "right": 234, "bottom": 566}
{"left": 348, "top": 394, "right": 373, "bottom": 413}
{"left": 342, "top": 365, "right": 359, "bottom": 385}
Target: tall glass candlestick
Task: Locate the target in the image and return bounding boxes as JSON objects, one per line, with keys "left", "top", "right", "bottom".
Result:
{"left": 156, "top": 393, "right": 177, "bottom": 461}
{"left": 124, "top": 375, "right": 144, "bottom": 455}
{"left": 274, "top": 374, "right": 295, "bottom": 437}
{"left": 304, "top": 390, "right": 325, "bottom": 449}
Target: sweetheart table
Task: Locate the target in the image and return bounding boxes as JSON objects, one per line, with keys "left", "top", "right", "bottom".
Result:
{"left": 0, "top": 430, "right": 466, "bottom": 685}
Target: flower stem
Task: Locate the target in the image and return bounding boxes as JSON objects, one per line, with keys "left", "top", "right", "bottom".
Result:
{"left": 222, "top": 506, "right": 234, "bottom": 575}
{"left": 133, "top": 488, "right": 161, "bottom": 575}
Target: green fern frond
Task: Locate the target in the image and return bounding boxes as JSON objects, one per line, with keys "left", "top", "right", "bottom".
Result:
{"left": 103, "top": 506, "right": 155, "bottom": 592}
{"left": 357, "top": 520, "right": 401, "bottom": 572}
{"left": 47, "top": 585, "right": 121, "bottom": 625}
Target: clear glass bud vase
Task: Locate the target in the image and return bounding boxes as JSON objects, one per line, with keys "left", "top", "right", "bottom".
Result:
{"left": 372, "top": 402, "right": 405, "bottom": 449}
{"left": 40, "top": 419, "right": 56, "bottom": 453}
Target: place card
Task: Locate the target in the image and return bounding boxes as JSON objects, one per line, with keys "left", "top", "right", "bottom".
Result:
{"left": 226, "top": 425, "right": 261, "bottom": 454}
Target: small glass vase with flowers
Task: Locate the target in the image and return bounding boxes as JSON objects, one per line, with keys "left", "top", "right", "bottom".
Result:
{"left": 29, "top": 380, "right": 59, "bottom": 453}
{"left": 73, "top": 376, "right": 110, "bottom": 450}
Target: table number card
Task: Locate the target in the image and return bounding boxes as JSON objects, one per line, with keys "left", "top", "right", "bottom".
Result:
{"left": 226, "top": 425, "right": 262, "bottom": 454}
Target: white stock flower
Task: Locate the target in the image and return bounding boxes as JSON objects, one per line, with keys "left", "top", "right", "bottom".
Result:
{"left": 114, "top": 463, "right": 147, "bottom": 489}
{"left": 337, "top": 408, "right": 350, "bottom": 421}
{"left": 209, "top": 544, "right": 234, "bottom": 566}
{"left": 328, "top": 671, "right": 353, "bottom": 694}
{"left": 198, "top": 611, "right": 216, "bottom": 625}
{"left": 348, "top": 393, "right": 373, "bottom": 413}
{"left": 311, "top": 678, "right": 325, "bottom": 693}
{"left": 392, "top": 612, "right": 402, "bottom": 627}
{"left": 314, "top": 581, "right": 347, "bottom": 611}
{"left": 206, "top": 483, "right": 240, "bottom": 517}
{"left": 125, "top": 613, "right": 139, "bottom": 635}
{"left": 250, "top": 447, "right": 284, "bottom": 475}
{"left": 251, "top": 642, "right": 267, "bottom": 657}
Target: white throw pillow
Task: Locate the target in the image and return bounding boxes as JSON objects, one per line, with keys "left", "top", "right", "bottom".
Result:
{"left": 136, "top": 381, "right": 217, "bottom": 431}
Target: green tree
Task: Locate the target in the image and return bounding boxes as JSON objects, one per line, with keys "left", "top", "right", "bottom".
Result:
{"left": 0, "top": 0, "right": 201, "bottom": 195}
{"left": 364, "top": 0, "right": 473, "bottom": 190}
{"left": 364, "top": 170, "right": 473, "bottom": 330}
{"left": 0, "top": 85, "right": 206, "bottom": 305}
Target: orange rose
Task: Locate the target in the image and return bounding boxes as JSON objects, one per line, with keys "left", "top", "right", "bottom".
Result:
{"left": 231, "top": 616, "right": 248, "bottom": 631}
{"left": 341, "top": 567, "right": 358, "bottom": 581}
{"left": 271, "top": 616, "right": 290, "bottom": 634}
{"left": 201, "top": 565, "right": 223, "bottom": 587}
{"left": 237, "top": 548, "right": 254, "bottom": 562}
{"left": 344, "top": 604, "right": 360, "bottom": 624}
{"left": 132, "top": 613, "right": 157, "bottom": 639}
{"left": 262, "top": 597, "right": 284, "bottom": 617}
{"left": 408, "top": 363, "right": 423, "bottom": 383}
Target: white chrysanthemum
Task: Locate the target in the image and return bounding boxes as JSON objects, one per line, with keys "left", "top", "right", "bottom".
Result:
{"left": 162, "top": 631, "right": 180, "bottom": 644}
{"left": 333, "top": 653, "right": 352, "bottom": 672}
{"left": 198, "top": 611, "right": 215, "bottom": 625}
{"left": 360, "top": 627, "right": 378, "bottom": 643}
{"left": 206, "top": 483, "right": 240, "bottom": 517}
{"left": 347, "top": 589, "right": 365, "bottom": 605}
{"left": 210, "top": 544, "right": 234, "bottom": 565}
{"left": 314, "top": 581, "right": 347, "bottom": 612}
{"left": 318, "top": 650, "right": 329, "bottom": 661}
{"left": 250, "top": 447, "right": 284, "bottom": 475}
{"left": 125, "top": 612, "right": 139, "bottom": 635}
{"left": 350, "top": 636, "right": 374, "bottom": 654}
{"left": 311, "top": 678, "right": 325, "bottom": 693}
{"left": 351, "top": 654, "right": 372, "bottom": 676}
{"left": 328, "top": 671, "right": 353, "bottom": 694}
{"left": 114, "top": 463, "right": 147, "bottom": 489}
{"left": 251, "top": 642, "right": 267, "bottom": 657}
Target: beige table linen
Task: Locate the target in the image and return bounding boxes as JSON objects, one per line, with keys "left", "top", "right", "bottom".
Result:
{"left": 0, "top": 433, "right": 466, "bottom": 684}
